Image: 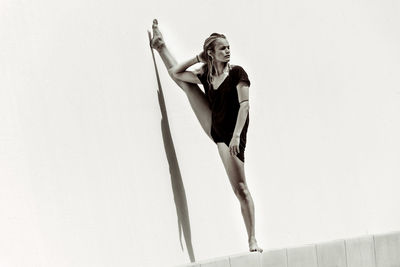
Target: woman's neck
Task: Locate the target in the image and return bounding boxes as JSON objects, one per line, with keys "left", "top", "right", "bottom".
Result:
{"left": 214, "top": 62, "right": 228, "bottom": 76}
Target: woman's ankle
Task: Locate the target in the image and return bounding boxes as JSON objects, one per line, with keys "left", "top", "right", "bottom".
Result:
{"left": 248, "top": 236, "right": 257, "bottom": 242}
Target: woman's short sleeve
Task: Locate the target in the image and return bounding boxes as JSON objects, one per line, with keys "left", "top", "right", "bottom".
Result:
{"left": 235, "top": 66, "right": 251, "bottom": 87}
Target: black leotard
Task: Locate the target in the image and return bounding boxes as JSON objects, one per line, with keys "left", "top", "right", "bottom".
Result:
{"left": 196, "top": 65, "right": 251, "bottom": 162}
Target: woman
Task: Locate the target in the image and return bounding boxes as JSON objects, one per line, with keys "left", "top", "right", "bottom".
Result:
{"left": 150, "top": 19, "right": 262, "bottom": 253}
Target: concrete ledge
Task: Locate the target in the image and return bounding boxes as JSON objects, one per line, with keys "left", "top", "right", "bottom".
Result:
{"left": 345, "top": 235, "right": 375, "bottom": 267}
{"left": 176, "top": 231, "right": 400, "bottom": 267}
{"left": 374, "top": 232, "right": 400, "bottom": 267}
{"left": 261, "top": 249, "right": 287, "bottom": 267}
{"left": 287, "top": 244, "right": 317, "bottom": 267}
{"left": 316, "top": 240, "right": 346, "bottom": 267}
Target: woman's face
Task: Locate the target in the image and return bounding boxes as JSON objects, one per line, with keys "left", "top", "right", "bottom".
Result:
{"left": 210, "top": 38, "right": 230, "bottom": 63}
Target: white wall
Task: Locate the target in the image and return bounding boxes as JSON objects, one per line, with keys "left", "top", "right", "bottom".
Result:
{"left": 1, "top": 0, "right": 399, "bottom": 266}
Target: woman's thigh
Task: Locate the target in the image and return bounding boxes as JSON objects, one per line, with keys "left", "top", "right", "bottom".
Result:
{"left": 184, "top": 84, "right": 212, "bottom": 140}
{"left": 169, "top": 77, "right": 212, "bottom": 140}
{"left": 217, "top": 142, "right": 246, "bottom": 189}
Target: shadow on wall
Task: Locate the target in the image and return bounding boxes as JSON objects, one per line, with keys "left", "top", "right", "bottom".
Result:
{"left": 148, "top": 32, "right": 196, "bottom": 263}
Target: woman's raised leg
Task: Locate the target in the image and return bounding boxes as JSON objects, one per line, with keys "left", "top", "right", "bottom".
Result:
{"left": 150, "top": 19, "right": 212, "bottom": 139}
{"left": 217, "top": 143, "right": 263, "bottom": 253}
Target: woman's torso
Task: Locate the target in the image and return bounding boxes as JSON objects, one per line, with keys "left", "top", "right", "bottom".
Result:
{"left": 197, "top": 65, "right": 249, "bottom": 136}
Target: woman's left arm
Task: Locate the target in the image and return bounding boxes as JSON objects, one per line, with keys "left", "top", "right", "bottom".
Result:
{"left": 229, "top": 82, "right": 250, "bottom": 157}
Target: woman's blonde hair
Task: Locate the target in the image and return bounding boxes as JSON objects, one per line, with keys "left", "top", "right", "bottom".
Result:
{"left": 202, "top": 33, "right": 231, "bottom": 88}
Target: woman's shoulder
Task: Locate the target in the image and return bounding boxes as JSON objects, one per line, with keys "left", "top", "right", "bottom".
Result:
{"left": 229, "top": 64, "right": 249, "bottom": 76}
{"left": 229, "top": 64, "right": 251, "bottom": 86}
{"left": 192, "top": 64, "right": 208, "bottom": 86}
{"left": 193, "top": 64, "right": 208, "bottom": 77}
{"left": 229, "top": 64, "right": 250, "bottom": 77}
{"left": 230, "top": 64, "right": 246, "bottom": 71}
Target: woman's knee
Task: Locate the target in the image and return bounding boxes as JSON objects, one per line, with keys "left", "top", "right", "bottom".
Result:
{"left": 234, "top": 182, "right": 251, "bottom": 201}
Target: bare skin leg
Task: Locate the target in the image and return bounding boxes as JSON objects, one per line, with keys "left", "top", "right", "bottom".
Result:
{"left": 150, "top": 19, "right": 212, "bottom": 139}
{"left": 217, "top": 143, "right": 263, "bottom": 253}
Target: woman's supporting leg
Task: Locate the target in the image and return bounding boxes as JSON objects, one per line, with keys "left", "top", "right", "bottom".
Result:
{"left": 217, "top": 143, "right": 263, "bottom": 252}
{"left": 150, "top": 19, "right": 212, "bottom": 139}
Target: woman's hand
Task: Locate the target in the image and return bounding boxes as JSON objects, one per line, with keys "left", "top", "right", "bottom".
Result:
{"left": 229, "top": 135, "right": 240, "bottom": 157}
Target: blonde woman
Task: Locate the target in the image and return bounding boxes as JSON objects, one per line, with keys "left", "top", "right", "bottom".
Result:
{"left": 150, "top": 19, "right": 262, "bottom": 253}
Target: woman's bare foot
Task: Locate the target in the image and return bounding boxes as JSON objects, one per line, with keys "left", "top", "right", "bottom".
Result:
{"left": 249, "top": 237, "right": 263, "bottom": 253}
{"left": 150, "top": 19, "right": 165, "bottom": 51}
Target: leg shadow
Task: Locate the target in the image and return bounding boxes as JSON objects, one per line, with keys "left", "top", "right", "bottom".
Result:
{"left": 148, "top": 37, "right": 196, "bottom": 263}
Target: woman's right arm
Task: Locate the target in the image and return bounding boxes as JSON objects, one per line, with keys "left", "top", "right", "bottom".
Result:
{"left": 168, "top": 55, "right": 203, "bottom": 84}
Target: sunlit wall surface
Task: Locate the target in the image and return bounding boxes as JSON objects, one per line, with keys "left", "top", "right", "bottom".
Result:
{"left": 1, "top": 0, "right": 399, "bottom": 266}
